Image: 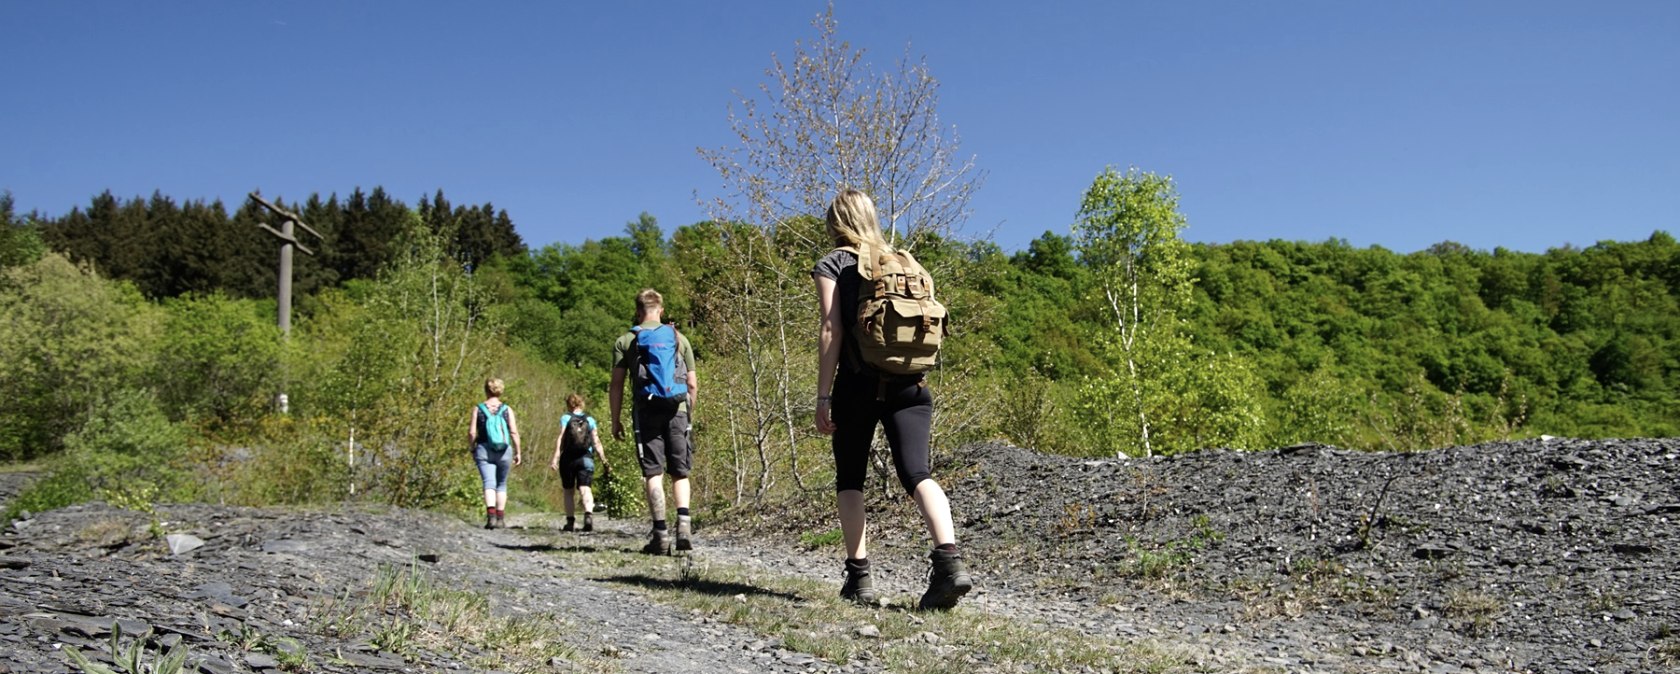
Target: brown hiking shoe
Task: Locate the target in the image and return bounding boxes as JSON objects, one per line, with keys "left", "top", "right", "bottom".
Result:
{"left": 918, "top": 547, "right": 973, "bottom": 610}
{"left": 840, "top": 558, "right": 877, "bottom": 605}
{"left": 641, "top": 528, "right": 669, "bottom": 555}
{"left": 675, "top": 516, "right": 693, "bottom": 551}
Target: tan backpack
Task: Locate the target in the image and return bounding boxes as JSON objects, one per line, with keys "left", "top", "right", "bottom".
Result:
{"left": 838, "top": 244, "right": 948, "bottom": 375}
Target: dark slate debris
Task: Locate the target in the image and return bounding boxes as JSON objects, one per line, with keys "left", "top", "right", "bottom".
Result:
{"left": 3, "top": 437, "right": 1678, "bottom": 674}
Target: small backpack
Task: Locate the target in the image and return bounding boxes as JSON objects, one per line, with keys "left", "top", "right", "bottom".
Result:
{"left": 631, "top": 323, "right": 690, "bottom": 404}
{"left": 477, "top": 402, "right": 512, "bottom": 452}
{"left": 561, "top": 414, "right": 593, "bottom": 454}
{"left": 840, "top": 244, "right": 948, "bottom": 376}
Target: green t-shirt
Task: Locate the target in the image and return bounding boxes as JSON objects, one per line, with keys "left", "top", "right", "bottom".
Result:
{"left": 614, "top": 321, "right": 696, "bottom": 412}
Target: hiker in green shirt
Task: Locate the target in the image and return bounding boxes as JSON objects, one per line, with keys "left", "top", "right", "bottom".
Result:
{"left": 609, "top": 289, "right": 699, "bottom": 554}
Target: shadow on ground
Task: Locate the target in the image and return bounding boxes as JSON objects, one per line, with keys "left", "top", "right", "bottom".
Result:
{"left": 600, "top": 574, "right": 804, "bottom": 602}
{"left": 492, "top": 542, "right": 565, "bottom": 553}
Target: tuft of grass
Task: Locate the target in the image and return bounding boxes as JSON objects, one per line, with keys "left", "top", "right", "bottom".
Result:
{"left": 1586, "top": 589, "right": 1624, "bottom": 614}
{"left": 268, "top": 636, "right": 310, "bottom": 672}
{"left": 578, "top": 548, "right": 1192, "bottom": 674}
{"left": 63, "top": 621, "right": 192, "bottom": 674}
{"left": 1054, "top": 502, "right": 1096, "bottom": 535}
{"left": 1651, "top": 627, "right": 1680, "bottom": 668}
{"left": 215, "top": 622, "right": 267, "bottom": 652}
{"left": 1443, "top": 589, "right": 1504, "bottom": 637}
{"left": 798, "top": 527, "right": 844, "bottom": 549}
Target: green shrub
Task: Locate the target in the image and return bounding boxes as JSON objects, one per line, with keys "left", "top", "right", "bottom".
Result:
{"left": 0, "top": 254, "right": 161, "bottom": 460}
{"left": 155, "top": 293, "right": 281, "bottom": 426}
{"left": 8, "top": 389, "right": 192, "bottom": 517}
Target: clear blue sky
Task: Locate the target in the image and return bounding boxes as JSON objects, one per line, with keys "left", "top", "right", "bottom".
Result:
{"left": 3, "top": 1, "right": 1675, "bottom": 254}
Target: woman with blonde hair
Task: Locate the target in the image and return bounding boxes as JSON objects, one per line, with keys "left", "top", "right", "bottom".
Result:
{"left": 468, "top": 378, "right": 522, "bottom": 529}
{"left": 551, "top": 393, "right": 609, "bottom": 531}
{"left": 811, "top": 188, "right": 972, "bottom": 609}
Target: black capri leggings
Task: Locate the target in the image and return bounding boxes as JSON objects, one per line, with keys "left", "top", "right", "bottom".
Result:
{"left": 831, "top": 372, "right": 934, "bottom": 494}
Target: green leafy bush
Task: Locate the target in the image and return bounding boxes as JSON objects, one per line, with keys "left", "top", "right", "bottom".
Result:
{"left": 0, "top": 254, "right": 161, "bottom": 460}
{"left": 8, "top": 389, "right": 192, "bottom": 517}
{"left": 155, "top": 293, "right": 281, "bottom": 426}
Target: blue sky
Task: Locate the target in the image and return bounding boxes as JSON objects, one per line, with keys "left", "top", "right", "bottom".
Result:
{"left": 3, "top": 1, "right": 1675, "bottom": 254}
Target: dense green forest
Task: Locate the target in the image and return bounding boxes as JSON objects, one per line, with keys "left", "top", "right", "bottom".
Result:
{"left": 1, "top": 13, "right": 1674, "bottom": 519}
{"left": 2, "top": 183, "right": 1676, "bottom": 519}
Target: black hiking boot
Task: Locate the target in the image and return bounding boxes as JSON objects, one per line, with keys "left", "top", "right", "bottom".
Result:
{"left": 918, "top": 547, "right": 973, "bottom": 610}
{"left": 642, "top": 528, "right": 669, "bottom": 555}
{"left": 675, "top": 515, "right": 693, "bottom": 551}
{"left": 840, "top": 558, "right": 877, "bottom": 606}
{"left": 582, "top": 513, "right": 593, "bottom": 532}
{"left": 562, "top": 516, "right": 575, "bottom": 532}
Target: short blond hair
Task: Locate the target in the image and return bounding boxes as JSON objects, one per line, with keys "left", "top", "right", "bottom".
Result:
{"left": 566, "top": 393, "right": 585, "bottom": 411}
{"left": 484, "top": 378, "right": 505, "bottom": 398}
{"left": 634, "top": 288, "right": 663, "bottom": 322}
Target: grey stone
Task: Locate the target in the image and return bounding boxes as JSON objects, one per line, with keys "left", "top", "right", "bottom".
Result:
{"left": 165, "top": 534, "right": 204, "bottom": 556}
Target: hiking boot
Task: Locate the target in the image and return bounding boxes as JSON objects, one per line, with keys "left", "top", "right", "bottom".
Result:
{"left": 641, "top": 528, "right": 669, "bottom": 555}
{"left": 840, "top": 558, "right": 877, "bottom": 606}
{"left": 675, "top": 516, "right": 693, "bottom": 551}
{"left": 484, "top": 511, "right": 495, "bottom": 530}
{"left": 495, "top": 511, "right": 506, "bottom": 529}
{"left": 562, "top": 517, "right": 576, "bottom": 532}
{"left": 918, "top": 547, "right": 973, "bottom": 610}
{"left": 582, "top": 513, "right": 594, "bottom": 532}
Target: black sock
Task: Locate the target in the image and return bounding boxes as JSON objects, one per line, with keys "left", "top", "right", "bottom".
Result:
{"left": 653, "top": 520, "right": 668, "bottom": 531}
{"left": 846, "top": 557, "right": 869, "bottom": 567}
{"left": 566, "top": 516, "right": 575, "bottom": 523}
{"left": 677, "top": 507, "right": 690, "bottom": 517}
{"left": 935, "top": 543, "right": 957, "bottom": 552}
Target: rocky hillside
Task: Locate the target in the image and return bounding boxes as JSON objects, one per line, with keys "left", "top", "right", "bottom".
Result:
{"left": 1, "top": 438, "right": 1676, "bottom": 674}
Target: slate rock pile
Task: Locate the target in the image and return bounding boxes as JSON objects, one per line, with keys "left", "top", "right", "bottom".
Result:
{"left": 709, "top": 437, "right": 1677, "bottom": 673}
{"left": 910, "top": 437, "right": 1679, "bottom": 673}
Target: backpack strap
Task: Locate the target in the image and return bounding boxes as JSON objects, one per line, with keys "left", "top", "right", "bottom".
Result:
{"left": 833, "top": 245, "right": 878, "bottom": 280}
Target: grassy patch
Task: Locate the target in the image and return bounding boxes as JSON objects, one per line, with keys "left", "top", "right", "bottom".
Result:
{"left": 575, "top": 550, "right": 1196, "bottom": 674}
{"left": 1123, "top": 517, "right": 1224, "bottom": 583}
{"left": 1443, "top": 589, "right": 1504, "bottom": 637}
{"left": 1231, "top": 558, "right": 1399, "bottom": 621}
{"left": 798, "top": 527, "right": 844, "bottom": 549}
{"left": 308, "top": 560, "right": 610, "bottom": 673}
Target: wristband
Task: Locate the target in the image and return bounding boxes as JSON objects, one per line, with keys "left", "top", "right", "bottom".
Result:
{"left": 817, "top": 395, "right": 831, "bottom": 402}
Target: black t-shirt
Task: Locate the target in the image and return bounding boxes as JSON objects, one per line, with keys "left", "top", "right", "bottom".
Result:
{"left": 812, "top": 249, "right": 864, "bottom": 372}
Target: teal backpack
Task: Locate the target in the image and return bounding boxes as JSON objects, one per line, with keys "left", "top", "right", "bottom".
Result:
{"left": 477, "top": 403, "right": 512, "bottom": 453}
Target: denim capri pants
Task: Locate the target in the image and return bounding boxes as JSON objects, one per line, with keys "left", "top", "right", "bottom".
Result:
{"left": 474, "top": 444, "right": 512, "bottom": 493}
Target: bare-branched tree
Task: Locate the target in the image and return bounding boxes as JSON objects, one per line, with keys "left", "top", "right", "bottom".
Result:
{"left": 694, "top": 6, "right": 985, "bottom": 497}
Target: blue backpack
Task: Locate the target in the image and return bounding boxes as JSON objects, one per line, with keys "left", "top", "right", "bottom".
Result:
{"left": 477, "top": 403, "right": 512, "bottom": 452}
{"left": 632, "top": 323, "right": 689, "bottom": 405}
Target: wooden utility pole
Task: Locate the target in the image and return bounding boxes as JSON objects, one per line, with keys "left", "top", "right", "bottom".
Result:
{"left": 248, "top": 191, "right": 321, "bottom": 413}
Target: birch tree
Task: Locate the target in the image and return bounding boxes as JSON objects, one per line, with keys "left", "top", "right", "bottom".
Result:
{"left": 1072, "top": 167, "right": 1194, "bottom": 457}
